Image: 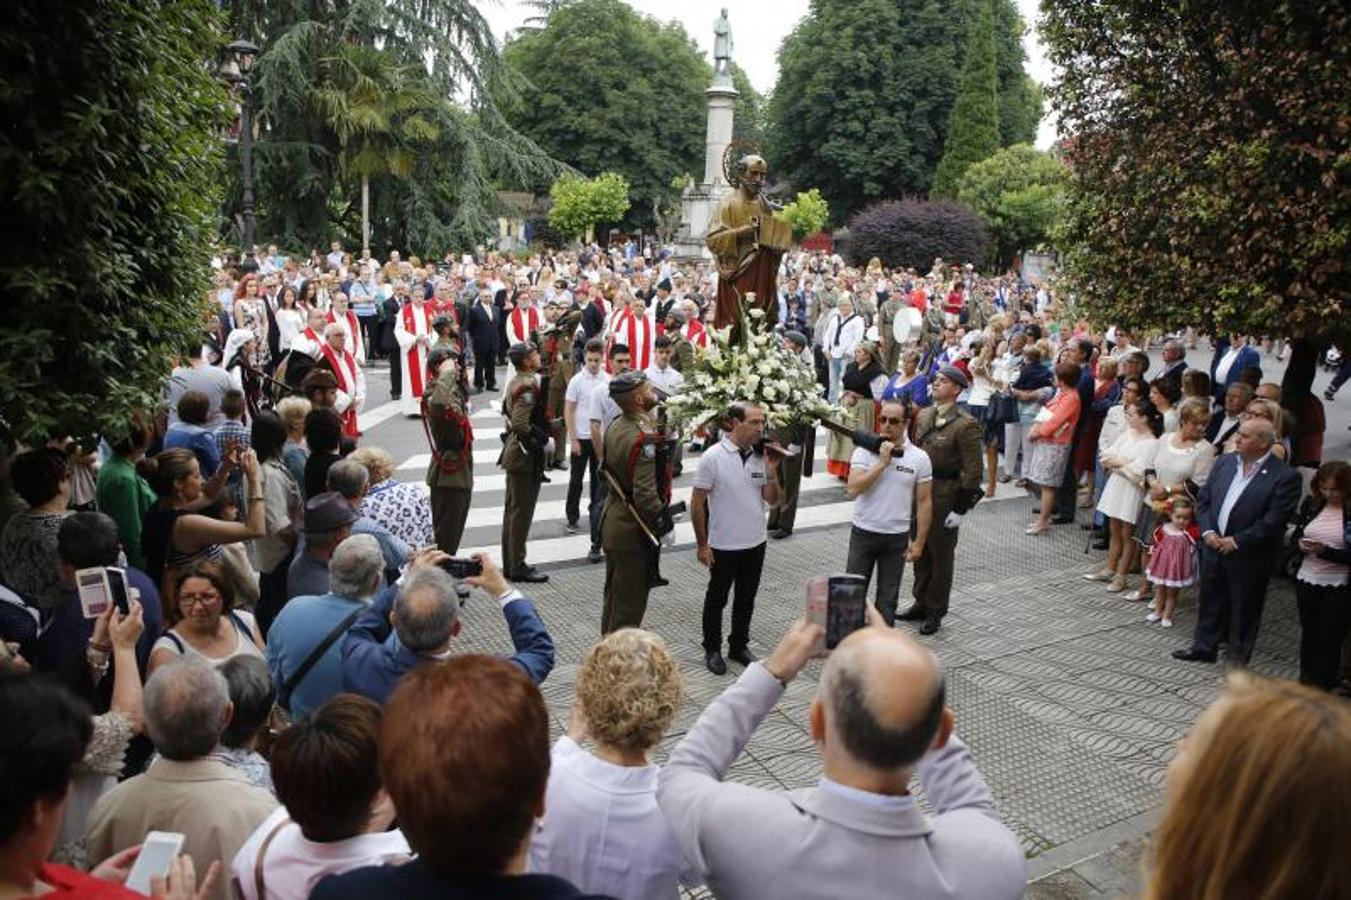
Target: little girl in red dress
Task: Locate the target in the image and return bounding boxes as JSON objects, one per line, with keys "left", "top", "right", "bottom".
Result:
{"left": 1145, "top": 497, "right": 1200, "bottom": 628}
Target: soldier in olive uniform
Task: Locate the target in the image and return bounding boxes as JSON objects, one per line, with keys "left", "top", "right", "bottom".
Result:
{"left": 599, "top": 370, "right": 673, "bottom": 633}
{"left": 499, "top": 341, "right": 549, "bottom": 583}
{"left": 422, "top": 347, "right": 474, "bottom": 554}
{"left": 899, "top": 366, "right": 984, "bottom": 634}
{"left": 549, "top": 300, "right": 582, "bottom": 469}
{"left": 877, "top": 292, "right": 905, "bottom": 375}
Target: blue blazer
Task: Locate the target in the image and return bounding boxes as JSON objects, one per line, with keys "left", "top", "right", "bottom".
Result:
{"left": 340, "top": 584, "right": 555, "bottom": 705}
{"left": 1209, "top": 342, "right": 1260, "bottom": 399}
{"left": 1195, "top": 452, "right": 1302, "bottom": 569}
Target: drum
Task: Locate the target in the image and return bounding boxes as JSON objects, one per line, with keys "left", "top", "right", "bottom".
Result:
{"left": 893, "top": 306, "right": 923, "bottom": 345}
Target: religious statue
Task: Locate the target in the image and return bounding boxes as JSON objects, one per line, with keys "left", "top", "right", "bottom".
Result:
{"left": 713, "top": 8, "right": 733, "bottom": 78}
{"left": 706, "top": 154, "right": 793, "bottom": 333}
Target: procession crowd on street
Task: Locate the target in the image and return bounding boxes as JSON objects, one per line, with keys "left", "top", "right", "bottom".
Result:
{"left": 1, "top": 240, "right": 1347, "bottom": 900}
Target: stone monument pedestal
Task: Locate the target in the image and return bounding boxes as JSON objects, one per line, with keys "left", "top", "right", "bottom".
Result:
{"left": 674, "top": 79, "right": 738, "bottom": 260}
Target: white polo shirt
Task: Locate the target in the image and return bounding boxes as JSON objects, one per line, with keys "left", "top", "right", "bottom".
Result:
{"left": 566, "top": 368, "right": 609, "bottom": 440}
{"left": 849, "top": 442, "right": 933, "bottom": 535}
{"left": 694, "top": 436, "right": 769, "bottom": 551}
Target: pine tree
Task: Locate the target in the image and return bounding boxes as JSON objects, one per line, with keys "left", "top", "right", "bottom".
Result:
{"left": 931, "top": 0, "right": 1001, "bottom": 197}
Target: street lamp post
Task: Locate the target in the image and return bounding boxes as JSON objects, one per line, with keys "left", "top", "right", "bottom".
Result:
{"left": 225, "top": 39, "right": 260, "bottom": 258}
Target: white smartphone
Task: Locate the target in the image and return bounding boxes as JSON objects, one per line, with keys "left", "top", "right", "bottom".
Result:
{"left": 125, "top": 831, "right": 184, "bottom": 895}
{"left": 75, "top": 567, "right": 111, "bottom": 619}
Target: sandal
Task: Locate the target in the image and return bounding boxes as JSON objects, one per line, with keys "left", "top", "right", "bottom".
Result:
{"left": 1124, "top": 587, "right": 1153, "bottom": 602}
{"left": 1106, "top": 575, "right": 1127, "bottom": 593}
{"left": 1025, "top": 523, "right": 1050, "bottom": 535}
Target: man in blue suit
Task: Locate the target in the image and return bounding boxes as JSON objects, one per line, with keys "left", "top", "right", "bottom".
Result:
{"left": 341, "top": 551, "right": 555, "bottom": 704}
{"left": 1209, "top": 334, "right": 1261, "bottom": 407}
{"left": 1174, "top": 418, "right": 1301, "bottom": 666}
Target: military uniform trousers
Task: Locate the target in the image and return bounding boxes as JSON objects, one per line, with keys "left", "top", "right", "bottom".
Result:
{"left": 911, "top": 480, "right": 959, "bottom": 620}
{"left": 502, "top": 471, "right": 542, "bottom": 576}
{"left": 430, "top": 486, "right": 471, "bottom": 554}
{"left": 601, "top": 544, "right": 657, "bottom": 634}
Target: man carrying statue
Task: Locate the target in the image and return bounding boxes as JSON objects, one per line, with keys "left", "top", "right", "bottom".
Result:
{"left": 705, "top": 154, "right": 794, "bottom": 332}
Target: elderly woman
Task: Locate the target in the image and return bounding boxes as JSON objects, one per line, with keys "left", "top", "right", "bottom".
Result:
{"left": 1024, "top": 362, "right": 1084, "bottom": 535}
{"left": 530, "top": 629, "right": 696, "bottom": 899}
{"left": 148, "top": 564, "right": 265, "bottom": 674}
{"left": 218, "top": 656, "right": 276, "bottom": 793}
{"left": 348, "top": 446, "right": 434, "bottom": 549}
{"left": 825, "top": 341, "right": 889, "bottom": 479}
{"left": 880, "top": 348, "right": 932, "bottom": 408}
{"left": 0, "top": 449, "right": 72, "bottom": 614}
{"left": 1144, "top": 674, "right": 1350, "bottom": 899}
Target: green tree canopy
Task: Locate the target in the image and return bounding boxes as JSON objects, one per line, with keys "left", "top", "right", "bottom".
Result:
{"left": 1042, "top": 0, "right": 1350, "bottom": 341}
{"left": 957, "top": 144, "right": 1066, "bottom": 267}
{"left": 548, "top": 172, "right": 631, "bottom": 241}
{"left": 767, "top": 0, "right": 1042, "bottom": 222}
{"left": 932, "top": 0, "right": 1001, "bottom": 197}
{"left": 731, "top": 63, "right": 766, "bottom": 149}
{"left": 0, "top": 0, "right": 227, "bottom": 444}
{"left": 779, "top": 189, "right": 831, "bottom": 239}
{"left": 504, "top": 0, "right": 709, "bottom": 231}
{"left": 231, "top": 0, "right": 557, "bottom": 254}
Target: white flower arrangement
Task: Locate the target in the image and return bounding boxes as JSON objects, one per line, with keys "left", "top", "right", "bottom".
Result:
{"left": 665, "top": 297, "right": 839, "bottom": 430}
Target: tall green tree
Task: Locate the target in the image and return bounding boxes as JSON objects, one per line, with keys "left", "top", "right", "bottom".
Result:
{"left": 548, "top": 172, "right": 631, "bottom": 241}
{"left": 0, "top": 0, "right": 227, "bottom": 443}
{"left": 768, "top": 0, "right": 1041, "bottom": 221}
{"left": 229, "top": 0, "right": 556, "bottom": 253}
{"left": 504, "top": 0, "right": 708, "bottom": 231}
{"left": 730, "top": 64, "right": 766, "bottom": 148}
{"left": 956, "top": 144, "right": 1066, "bottom": 266}
{"left": 1041, "top": 0, "right": 1350, "bottom": 343}
{"left": 932, "top": 0, "right": 1001, "bottom": 197}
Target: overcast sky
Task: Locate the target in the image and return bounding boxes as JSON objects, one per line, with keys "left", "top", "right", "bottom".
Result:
{"left": 482, "top": 0, "right": 1055, "bottom": 147}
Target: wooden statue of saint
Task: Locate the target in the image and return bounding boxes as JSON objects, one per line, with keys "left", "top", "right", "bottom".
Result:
{"left": 705, "top": 155, "right": 793, "bottom": 334}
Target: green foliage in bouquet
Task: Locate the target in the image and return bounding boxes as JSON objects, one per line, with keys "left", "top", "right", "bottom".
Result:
{"left": 665, "top": 300, "right": 838, "bottom": 430}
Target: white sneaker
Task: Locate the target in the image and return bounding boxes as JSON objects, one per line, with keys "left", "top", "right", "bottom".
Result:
{"left": 1145, "top": 612, "right": 1161, "bottom": 623}
{"left": 1161, "top": 618, "right": 1174, "bottom": 628}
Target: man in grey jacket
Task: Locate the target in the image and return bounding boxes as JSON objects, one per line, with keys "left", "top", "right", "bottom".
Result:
{"left": 657, "top": 612, "right": 1026, "bottom": 900}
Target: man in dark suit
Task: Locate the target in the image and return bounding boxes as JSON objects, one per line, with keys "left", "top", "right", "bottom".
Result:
{"left": 1174, "top": 418, "right": 1301, "bottom": 666}
{"left": 1156, "top": 339, "right": 1188, "bottom": 392}
{"left": 467, "top": 286, "right": 499, "bottom": 392}
{"left": 1209, "top": 334, "right": 1261, "bottom": 407}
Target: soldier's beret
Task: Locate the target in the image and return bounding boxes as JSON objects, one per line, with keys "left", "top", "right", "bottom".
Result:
{"left": 936, "top": 365, "right": 970, "bottom": 390}
{"left": 609, "top": 369, "right": 648, "bottom": 397}
{"left": 665, "top": 310, "right": 687, "bottom": 326}
{"left": 783, "top": 330, "right": 808, "bottom": 349}
{"left": 507, "top": 341, "right": 536, "bottom": 366}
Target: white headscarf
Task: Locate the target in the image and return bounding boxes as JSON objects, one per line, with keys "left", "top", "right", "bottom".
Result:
{"left": 222, "top": 328, "right": 255, "bottom": 368}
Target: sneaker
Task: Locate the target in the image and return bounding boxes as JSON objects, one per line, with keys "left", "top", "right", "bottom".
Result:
{"left": 1083, "top": 569, "right": 1113, "bottom": 581}
{"left": 1161, "top": 618, "right": 1174, "bottom": 628}
{"left": 1145, "top": 612, "right": 1161, "bottom": 623}
{"left": 564, "top": 521, "right": 581, "bottom": 535}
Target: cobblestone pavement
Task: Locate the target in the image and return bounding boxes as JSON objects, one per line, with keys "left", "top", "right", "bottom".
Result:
{"left": 441, "top": 487, "right": 1304, "bottom": 896}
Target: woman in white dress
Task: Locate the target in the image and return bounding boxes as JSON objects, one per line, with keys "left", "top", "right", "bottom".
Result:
{"left": 1127, "top": 398, "right": 1216, "bottom": 602}
{"left": 1088, "top": 400, "right": 1162, "bottom": 592}
{"left": 274, "top": 285, "right": 306, "bottom": 352}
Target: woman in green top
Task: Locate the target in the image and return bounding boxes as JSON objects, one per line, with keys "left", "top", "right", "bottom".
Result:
{"left": 95, "top": 413, "right": 157, "bottom": 570}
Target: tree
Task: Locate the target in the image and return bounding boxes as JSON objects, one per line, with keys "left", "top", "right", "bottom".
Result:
{"left": 0, "top": 0, "right": 227, "bottom": 444}
{"left": 779, "top": 189, "right": 831, "bottom": 239}
{"left": 846, "top": 200, "right": 989, "bottom": 270}
{"left": 548, "top": 172, "right": 631, "bottom": 242}
{"left": 504, "top": 0, "right": 708, "bottom": 230}
{"left": 231, "top": 0, "right": 556, "bottom": 253}
{"left": 1041, "top": 1, "right": 1350, "bottom": 344}
{"left": 767, "top": 0, "right": 1042, "bottom": 222}
{"left": 932, "top": 0, "right": 1001, "bottom": 197}
{"left": 957, "top": 144, "right": 1066, "bottom": 267}
{"left": 730, "top": 64, "right": 766, "bottom": 148}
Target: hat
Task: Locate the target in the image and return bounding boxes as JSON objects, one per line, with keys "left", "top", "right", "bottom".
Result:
{"left": 507, "top": 341, "right": 536, "bottom": 366}
{"left": 935, "top": 365, "right": 970, "bottom": 390}
{"left": 783, "top": 330, "right": 808, "bottom": 349}
{"left": 609, "top": 369, "right": 648, "bottom": 397}
{"left": 302, "top": 491, "right": 360, "bottom": 534}
{"left": 665, "top": 309, "right": 687, "bottom": 326}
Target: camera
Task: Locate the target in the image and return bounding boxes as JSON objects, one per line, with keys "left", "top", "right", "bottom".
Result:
{"left": 438, "top": 557, "right": 483, "bottom": 579}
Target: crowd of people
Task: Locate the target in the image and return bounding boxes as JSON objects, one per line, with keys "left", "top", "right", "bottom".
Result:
{"left": 0, "top": 239, "right": 1347, "bottom": 899}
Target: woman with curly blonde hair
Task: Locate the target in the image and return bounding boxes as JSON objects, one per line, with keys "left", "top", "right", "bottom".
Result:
{"left": 530, "top": 629, "right": 699, "bottom": 899}
{"left": 1144, "top": 673, "right": 1351, "bottom": 900}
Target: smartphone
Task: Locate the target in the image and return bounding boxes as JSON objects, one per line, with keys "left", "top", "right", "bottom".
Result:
{"left": 105, "top": 567, "right": 130, "bottom": 615}
{"left": 125, "top": 831, "right": 184, "bottom": 894}
{"left": 438, "top": 557, "right": 483, "bottom": 579}
{"left": 806, "top": 574, "right": 869, "bottom": 651}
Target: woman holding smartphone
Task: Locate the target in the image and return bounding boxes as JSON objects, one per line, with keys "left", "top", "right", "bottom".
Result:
{"left": 1288, "top": 461, "right": 1351, "bottom": 689}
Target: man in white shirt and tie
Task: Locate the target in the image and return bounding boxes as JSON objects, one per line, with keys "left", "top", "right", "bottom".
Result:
{"left": 823, "top": 295, "right": 864, "bottom": 403}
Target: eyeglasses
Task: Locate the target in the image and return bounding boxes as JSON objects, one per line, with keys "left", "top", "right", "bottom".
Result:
{"left": 878, "top": 416, "right": 905, "bottom": 424}
{"left": 178, "top": 592, "right": 222, "bottom": 607}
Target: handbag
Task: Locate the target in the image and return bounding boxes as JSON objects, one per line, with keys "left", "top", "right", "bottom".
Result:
{"left": 987, "top": 392, "right": 1019, "bottom": 424}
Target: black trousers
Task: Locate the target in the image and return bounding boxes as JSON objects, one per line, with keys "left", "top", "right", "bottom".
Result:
{"left": 566, "top": 438, "right": 606, "bottom": 548}
{"left": 1296, "top": 580, "right": 1351, "bottom": 689}
{"left": 1054, "top": 436, "right": 1081, "bottom": 520}
{"left": 1190, "top": 551, "right": 1270, "bottom": 664}
{"left": 387, "top": 350, "right": 402, "bottom": 399}
{"left": 360, "top": 317, "right": 383, "bottom": 359}
{"left": 473, "top": 346, "right": 497, "bottom": 390}
{"left": 845, "top": 526, "right": 910, "bottom": 625}
{"left": 254, "top": 549, "right": 294, "bottom": 639}
{"left": 702, "top": 542, "right": 765, "bottom": 653}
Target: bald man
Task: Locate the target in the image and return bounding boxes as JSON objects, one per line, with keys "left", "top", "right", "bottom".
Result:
{"left": 1174, "top": 418, "right": 1301, "bottom": 666}
{"left": 658, "top": 613, "right": 1025, "bottom": 900}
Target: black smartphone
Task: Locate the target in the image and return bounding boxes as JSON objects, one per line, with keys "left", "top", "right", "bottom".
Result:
{"left": 807, "top": 574, "right": 869, "bottom": 651}
{"left": 439, "top": 557, "right": 483, "bottom": 579}
{"left": 105, "top": 567, "right": 130, "bottom": 615}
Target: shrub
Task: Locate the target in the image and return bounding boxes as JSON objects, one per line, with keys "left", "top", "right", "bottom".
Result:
{"left": 845, "top": 199, "right": 989, "bottom": 271}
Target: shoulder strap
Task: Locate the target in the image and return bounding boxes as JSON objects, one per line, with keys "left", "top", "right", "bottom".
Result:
{"left": 278, "top": 605, "right": 364, "bottom": 711}
{"left": 227, "top": 610, "right": 261, "bottom": 648}
{"left": 252, "top": 816, "right": 293, "bottom": 900}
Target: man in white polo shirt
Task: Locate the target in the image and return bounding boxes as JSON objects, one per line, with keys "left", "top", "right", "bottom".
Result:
{"left": 845, "top": 400, "right": 934, "bottom": 625}
{"left": 564, "top": 337, "right": 610, "bottom": 550}
{"left": 691, "top": 402, "right": 781, "bottom": 675}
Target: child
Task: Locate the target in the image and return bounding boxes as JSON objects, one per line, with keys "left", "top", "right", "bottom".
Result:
{"left": 1145, "top": 497, "right": 1200, "bottom": 627}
